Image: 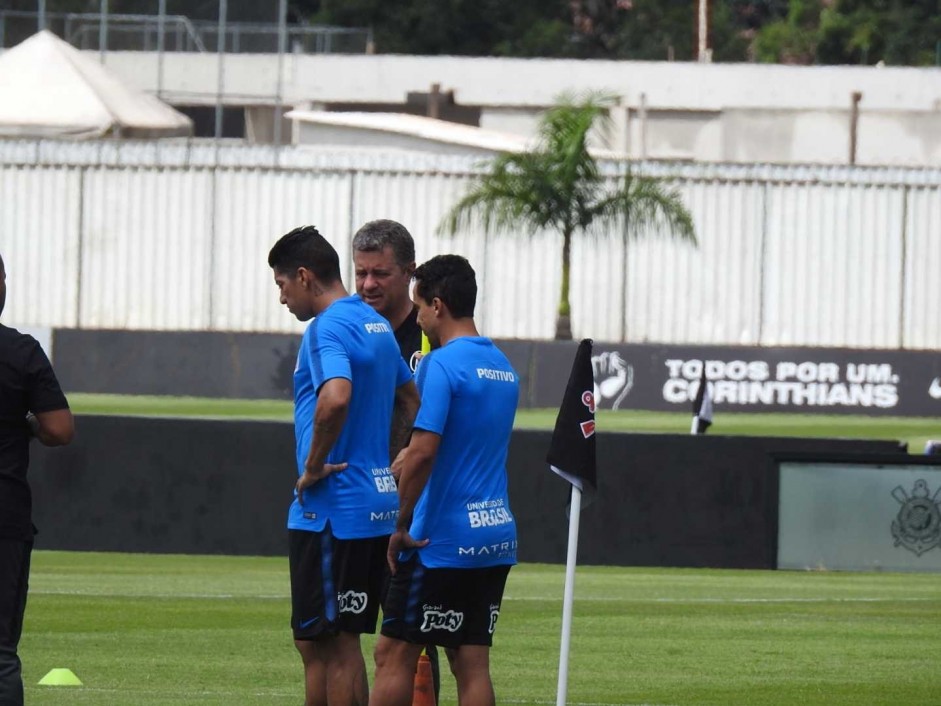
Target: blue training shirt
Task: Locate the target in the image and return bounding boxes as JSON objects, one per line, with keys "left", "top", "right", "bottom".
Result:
{"left": 289, "top": 295, "right": 412, "bottom": 539}
{"left": 409, "top": 336, "right": 519, "bottom": 568}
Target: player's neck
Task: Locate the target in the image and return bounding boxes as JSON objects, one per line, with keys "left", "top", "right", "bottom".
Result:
{"left": 437, "top": 318, "right": 479, "bottom": 347}
{"left": 312, "top": 282, "right": 349, "bottom": 316}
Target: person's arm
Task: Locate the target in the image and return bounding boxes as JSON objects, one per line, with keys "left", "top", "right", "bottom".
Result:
{"left": 27, "top": 408, "right": 75, "bottom": 447}
{"left": 295, "top": 378, "right": 351, "bottom": 501}
{"left": 389, "top": 379, "right": 420, "bottom": 477}
{"left": 387, "top": 428, "right": 438, "bottom": 573}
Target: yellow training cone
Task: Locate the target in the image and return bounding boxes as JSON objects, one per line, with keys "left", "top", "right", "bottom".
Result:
{"left": 38, "top": 668, "right": 83, "bottom": 686}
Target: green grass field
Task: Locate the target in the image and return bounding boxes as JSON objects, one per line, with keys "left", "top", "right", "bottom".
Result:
{"left": 68, "top": 393, "right": 939, "bottom": 452}
{"left": 21, "top": 551, "right": 941, "bottom": 706}
{"left": 21, "top": 396, "right": 941, "bottom": 703}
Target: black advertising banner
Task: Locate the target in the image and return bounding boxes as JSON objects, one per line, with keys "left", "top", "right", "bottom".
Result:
{"left": 529, "top": 342, "right": 941, "bottom": 418}
{"left": 51, "top": 329, "right": 941, "bottom": 418}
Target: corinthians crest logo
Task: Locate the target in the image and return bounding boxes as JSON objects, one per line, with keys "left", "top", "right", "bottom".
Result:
{"left": 890, "top": 479, "right": 941, "bottom": 556}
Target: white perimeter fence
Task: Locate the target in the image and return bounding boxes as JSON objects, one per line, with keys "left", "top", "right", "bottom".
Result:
{"left": 1, "top": 139, "right": 939, "bottom": 348}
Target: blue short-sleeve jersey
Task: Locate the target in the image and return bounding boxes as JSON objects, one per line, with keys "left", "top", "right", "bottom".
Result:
{"left": 409, "top": 336, "right": 519, "bottom": 568}
{"left": 289, "top": 295, "right": 412, "bottom": 539}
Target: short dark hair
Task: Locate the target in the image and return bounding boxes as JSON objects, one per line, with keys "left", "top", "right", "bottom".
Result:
{"left": 413, "top": 255, "right": 476, "bottom": 319}
{"left": 268, "top": 226, "right": 341, "bottom": 284}
{"left": 351, "top": 219, "right": 415, "bottom": 269}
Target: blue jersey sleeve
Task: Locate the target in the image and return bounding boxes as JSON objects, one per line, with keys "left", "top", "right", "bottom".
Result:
{"left": 413, "top": 356, "right": 451, "bottom": 435}
{"left": 309, "top": 315, "right": 352, "bottom": 391}
{"left": 395, "top": 355, "right": 412, "bottom": 388}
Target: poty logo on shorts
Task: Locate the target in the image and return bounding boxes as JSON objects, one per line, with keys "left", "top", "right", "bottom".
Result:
{"left": 420, "top": 609, "right": 464, "bottom": 633}
{"left": 338, "top": 591, "right": 368, "bottom": 614}
{"left": 488, "top": 605, "right": 500, "bottom": 635}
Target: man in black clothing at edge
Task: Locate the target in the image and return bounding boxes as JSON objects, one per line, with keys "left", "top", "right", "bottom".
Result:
{"left": 351, "top": 219, "right": 440, "bottom": 700}
{"left": 0, "top": 252, "right": 75, "bottom": 706}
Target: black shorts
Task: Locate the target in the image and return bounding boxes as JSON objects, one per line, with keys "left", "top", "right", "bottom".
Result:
{"left": 380, "top": 556, "right": 511, "bottom": 649}
{"left": 289, "top": 527, "right": 389, "bottom": 640}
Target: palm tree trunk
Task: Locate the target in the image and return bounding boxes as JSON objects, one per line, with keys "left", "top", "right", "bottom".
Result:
{"left": 555, "top": 227, "right": 573, "bottom": 340}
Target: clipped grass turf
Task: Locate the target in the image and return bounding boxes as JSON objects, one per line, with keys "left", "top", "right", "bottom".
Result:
{"left": 21, "top": 551, "right": 941, "bottom": 706}
{"left": 68, "top": 393, "right": 937, "bottom": 452}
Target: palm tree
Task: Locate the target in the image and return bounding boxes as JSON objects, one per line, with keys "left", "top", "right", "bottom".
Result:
{"left": 439, "top": 94, "right": 696, "bottom": 340}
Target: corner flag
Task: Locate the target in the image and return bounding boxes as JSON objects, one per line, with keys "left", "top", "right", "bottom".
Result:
{"left": 547, "top": 338, "right": 597, "bottom": 493}
{"left": 691, "top": 364, "right": 713, "bottom": 435}
{"left": 546, "top": 338, "right": 597, "bottom": 706}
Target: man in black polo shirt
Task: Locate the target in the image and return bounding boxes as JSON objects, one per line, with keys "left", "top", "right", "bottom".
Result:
{"left": 352, "top": 220, "right": 440, "bottom": 698}
{"left": 0, "top": 252, "right": 74, "bottom": 705}
{"left": 352, "top": 219, "right": 423, "bottom": 370}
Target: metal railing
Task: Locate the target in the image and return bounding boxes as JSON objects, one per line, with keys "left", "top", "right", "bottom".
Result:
{"left": 0, "top": 11, "right": 371, "bottom": 54}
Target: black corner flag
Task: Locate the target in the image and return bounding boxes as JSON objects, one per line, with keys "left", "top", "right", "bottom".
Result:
{"left": 691, "top": 363, "right": 713, "bottom": 435}
{"left": 547, "top": 339, "right": 597, "bottom": 494}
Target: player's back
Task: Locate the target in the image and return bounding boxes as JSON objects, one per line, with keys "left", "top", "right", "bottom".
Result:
{"left": 412, "top": 335, "right": 519, "bottom": 567}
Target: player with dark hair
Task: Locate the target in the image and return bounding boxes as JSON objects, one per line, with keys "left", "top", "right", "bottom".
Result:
{"left": 370, "top": 254, "right": 519, "bottom": 706}
{"left": 269, "top": 226, "right": 419, "bottom": 706}
{"left": 0, "top": 252, "right": 75, "bottom": 706}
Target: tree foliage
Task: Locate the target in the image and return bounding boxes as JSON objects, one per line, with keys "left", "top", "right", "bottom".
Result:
{"left": 9, "top": 0, "right": 941, "bottom": 66}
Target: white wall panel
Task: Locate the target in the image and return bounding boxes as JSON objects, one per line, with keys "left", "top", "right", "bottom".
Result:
{"left": 480, "top": 228, "right": 559, "bottom": 340}
{"left": 0, "top": 166, "right": 81, "bottom": 327}
{"left": 619, "top": 178, "right": 763, "bottom": 345}
{"left": 212, "top": 169, "right": 352, "bottom": 333}
{"left": 2, "top": 141, "right": 939, "bottom": 349}
{"left": 903, "top": 189, "right": 941, "bottom": 349}
{"left": 763, "top": 183, "right": 905, "bottom": 348}
{"left": 79, "top": 168, "right": 214, "bottom": 329}
{"left": 569, "top": 229, "right": 624, "bottom": 343}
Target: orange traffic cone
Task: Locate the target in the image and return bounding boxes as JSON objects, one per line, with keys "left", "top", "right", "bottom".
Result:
{"left": 413, "top": 653, "right": 436, "bottom": 706}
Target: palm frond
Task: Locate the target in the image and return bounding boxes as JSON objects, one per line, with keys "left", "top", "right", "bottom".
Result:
{"left": 589, "top": 171, "right": 697, "bottom": 244}
{"left": 439, "top": 153, "right": 563, "bottom": 236}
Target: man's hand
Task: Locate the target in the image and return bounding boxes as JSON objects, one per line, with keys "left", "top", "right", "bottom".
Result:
{"left": 391, "top": 447, "right": 408, "bottom": 482}
{"left": 386, "top": 529, "right": 429, "bottom": 574}
{"left": 295, "top": 462, "right": 348, "bottom": 504}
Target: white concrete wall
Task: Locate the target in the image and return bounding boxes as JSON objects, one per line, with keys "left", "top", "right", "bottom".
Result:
{"left": 86, "top": 51, "right": 941, "bottom": 166}
{"left": 2, "top": 140, "right": 939, "bottom": 349}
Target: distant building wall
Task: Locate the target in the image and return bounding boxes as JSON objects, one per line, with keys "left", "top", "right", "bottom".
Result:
{"left": 91, "top": 51, "right": 941, "bottom": 167}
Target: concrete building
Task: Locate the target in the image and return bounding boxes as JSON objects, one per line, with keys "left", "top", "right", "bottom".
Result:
{"left": 68, "top": 50, "right": 941, "bottom": 166}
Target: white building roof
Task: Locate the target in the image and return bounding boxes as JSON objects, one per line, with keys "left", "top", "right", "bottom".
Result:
{"left": 286, "top": 109, "right": 628, "bottom": 159}
{"left": 286, "top": 110, "right": 535, "bottom": 153}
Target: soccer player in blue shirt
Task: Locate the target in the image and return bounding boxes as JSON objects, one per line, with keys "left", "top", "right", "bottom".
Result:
{"left": 370, "top": 255, "right": 519, "bottom": 706}
{"left": 268, "top": 226, "right": 419, "bottom": 706}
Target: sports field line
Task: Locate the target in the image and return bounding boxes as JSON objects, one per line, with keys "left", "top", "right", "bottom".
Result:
{"left": 29, "top": 588, "right": 938, "bottom": 604}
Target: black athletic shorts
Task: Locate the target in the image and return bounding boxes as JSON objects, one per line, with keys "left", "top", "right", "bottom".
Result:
{"left": 289, "top": 527, "right": 389, "bottom": 640}
{"left": 380, "top": 555, "right": 511, "bottom": 649}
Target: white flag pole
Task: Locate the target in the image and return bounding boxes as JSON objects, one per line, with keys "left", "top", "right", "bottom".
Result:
{"left": 690, "top": 415, "right": 699, "bottom": 435}
{"left": 556, "top": 483, "right": 583, "bottom": 706}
